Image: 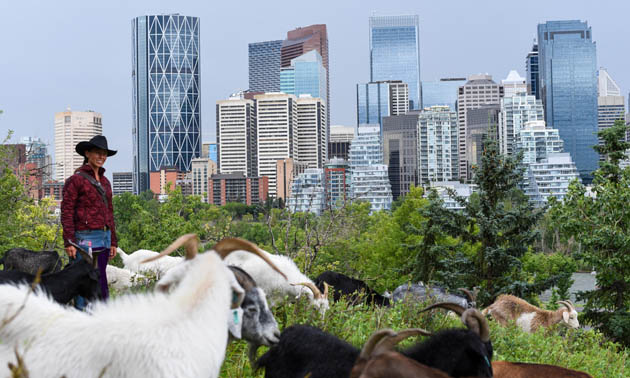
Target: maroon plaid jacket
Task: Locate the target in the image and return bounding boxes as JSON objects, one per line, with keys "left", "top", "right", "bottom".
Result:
{"left": 61, "top": 164, "right": 118, "bottom": 247}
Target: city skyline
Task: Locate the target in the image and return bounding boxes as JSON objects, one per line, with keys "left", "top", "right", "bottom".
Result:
{"left": 1, "top": 0, "right": 629, "bottom": 176}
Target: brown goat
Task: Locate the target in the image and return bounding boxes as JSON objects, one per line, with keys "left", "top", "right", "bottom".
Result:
{"left": 482, "top": 294, "right": 579, "bottom": 332}
{"left": 350, "top": 329, "right": 451, "bottom": 378}
{"left": 492, "top": 361, "right": 593, "bottom": 377}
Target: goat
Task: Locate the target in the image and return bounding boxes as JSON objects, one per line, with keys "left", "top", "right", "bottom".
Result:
{"left": 314, "top": 271, "right": 390, "bottom": 306}
{"left": 492, "top": 361, "right": 593, "bottom": 377}
{"left": 0, "top": 248, "right": 100, "bottom": 305}
{"left": 1, "top": 247, "right": 63, "bottom": 275}
{"left": 105, "top": 265, "right": 147, "bottom": 291}
{"left": 0, "top": 235, "right": 286, "bottom": 378}
{"left": 117, "top": 246, "right": 183, "bottom": 276}
{"left": 256, "top": 302, "right": 493, "bottom": 378}
{"left": 224, "top": 249, "right": 330, "bottom": 314}
{"left": 482, "top": 294, "right": 579, "bottom": 332}
{"left": 351, "top": 329, "right": 451, "bottom": 378}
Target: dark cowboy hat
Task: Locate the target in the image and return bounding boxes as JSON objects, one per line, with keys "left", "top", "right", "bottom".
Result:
{"left": 75, "top": 135, "right": 117, "bottom": 157}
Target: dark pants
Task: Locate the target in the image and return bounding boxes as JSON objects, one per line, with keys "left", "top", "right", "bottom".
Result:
{"left": 73, "top": 230, "right": 110, "bottom": 309}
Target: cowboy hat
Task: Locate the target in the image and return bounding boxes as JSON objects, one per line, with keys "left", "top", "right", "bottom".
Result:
{"left": 75, "top": 135, "right": 117, "bottom": 157}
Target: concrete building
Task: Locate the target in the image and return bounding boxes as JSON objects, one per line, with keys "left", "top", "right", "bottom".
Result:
{"left": 428, "top": 181, "right": 476, "bottom": 210}
{"left": 20, "top": 137, "right": 52, "bottom": 182}
{"left": 275, "top": 158, "right": 308, "bottom": 201}
{"left": 524, "top": 152, "right": 580, "bottom": 207}
{"left": 296, "top": 95, "right": 327, "bottom": 169}
{"left": 216, "top": 95, "right": 257, "bottom": 177}
{"left": 597, "top": 68, "right": 625, "bottom": 149}
{"left": 191, "top": 157, "right": 217, "bottom": 202}
{"left": 499, "top": 93, "right": 544, "bottom": 156}
{"left": 54, "top": 109, "right": 102, "bottom": 181}
{"left": 383, "top": 112, "right": 419, "bottom": 199}
{"left": 207, "top": 173, "right": 268, "bottom": 205}
{"left": 417, "top": 106, "right": 459, "bottom": 184}
{"left": 255, "top": 93, "right": 298, "bottom": 197}
{"left": 357, "top": 80, "right": 409, "bottom": 134}
{"left": 517, "top": 120, "right": 565, "bottom": 164}
{"left": 149, "top": 167, "right": 187, "bottom": 196}
{"left": 457, "top": 74, "right": 504, "bottom": 181}
{"left": 501, "top": 70, "right": 527, "bottom": 98}
{"left": 329, "top": 125, "right": 355, "bottom": 160}
{"left": 112, "top": 172, "right": 134, "bottom": 195}
{"left": 202, "top": 142, "right": 218, "bottom": 163}
{"left": 324, "top": 158, "right": 350, "bottom": 209}
{"left": 286, "top": 168, "right": 326, "bottom": 214}
{"left": 42, "top": 180, "right": 64, "bottom": 205}
{"left": 466, "top": 105, "right": 501, "bottom": 176}
{"left": 421, "top": 78, "right": 466, "bottom": 111}
{"left": 526, "top": 43, "right": 540, "bottom": 99}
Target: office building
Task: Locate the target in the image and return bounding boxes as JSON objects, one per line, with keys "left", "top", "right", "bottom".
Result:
{"left": 132, "top": 14, "right": 201, "bottom": 194}
{"left": 597, "top": 68, "right": 625, "bottom": 148}
{"left": 466, "top": 105, "right": 500, "bottom": 175}
{"left": 280, "top": 50, "right": 327, "bottom": 107}
{"left": 325, "top": 158, "right": 350, "bottom": 209}
{"left": 54, "top": 109, "right": 102, "bottom": 181}
{"left": 255, "top": 93, "right": 298, "bottom": 196}
{"left": 502, "top": 70, "right": 527, "bottom": 98}
{"left": 249, "top": 40, "right": 283, "bottom": 92}
{"left": 208, "top": 173, "right": 268, "bottom": 205}
{"left": 216, "top": 95, "right": 257, "bottom": 177}
{"left": 202, "top": 142, "right": 218, "bottom": 163}
{"left": 276, "top": 158, "right": 308, "bottom": 201}
{"left": 329, "top": 125, "right": 355, "bottom": 160}
{"left": 422, "top": 78, "right": 466, "bottom": 111}
{"left": 20, "top": 137, "right": 52, "bottom": 182}
{"left": 286, "top": 168, "right": 326, "bottom": 214}
{"left": 191, "top": 157, "right": 217, "bottom": 202}
{"left": 296, "top": 95, "right": 327, "bottom": 168}
{"left": 526, "top": 43, "right": 540, "bottom": 99}
{"left": 499, "top": 93, "right": 544, "bottom": 156}
{"left": 383, "top": 112, "right": 419, "bottom": 199}
{"left": 369, "top": 14, "right": 421, "bottom": 109}
{"left": 417, "top": 106, "right": 459, "bottom": 184}
{"left": 112, "top": 172, "right": 134, "bottom": 195}
{"left": 538, "top": 20, "right": 599, "bottom": 182}
{"left": 357, "top": 80, "right": 409, "bottom": 133}
{"left": 517, "top": 120, "right": 565, "bottom": 164}
{"left": 457, "top": 74, "right": 504, "bottom": 180}
{"left": 524, "top": 153, "right": 580, "bottom": 207}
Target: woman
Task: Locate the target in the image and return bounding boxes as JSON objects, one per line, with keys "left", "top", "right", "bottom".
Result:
{"left": 61, "top": 135, "right": 118, "bottom": 309}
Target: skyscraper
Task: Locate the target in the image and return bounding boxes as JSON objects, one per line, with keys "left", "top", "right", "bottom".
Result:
{"left": 597, "top": 68, "right": 625, "bottom": 147}
{"left": 369, "top": 14, "right": 421, "bottom": 109}
{"left": 383, "top": 112, "right": 419, "bottom": 199}
{"left": 421, "top": 78, "right": 466, "bottom": 111}
{"left": 296, "top": 95, "right": 327, "bottom": 169}
{"left": 517, "top": 120, "right": 565, "bottom": 164}
{"left": 280, "top": 50, "right": 327, "bottom": 107}
{"left": 329, "top": 125, "right": 355, "bottom": 160}
{"left": 216, "top": 95, "right": 257, "bottom": 177}
{"left": 132, "top": 14, "right": 201, "bottom": 194}
{"left": 356, "top": 80, "right": 409, "bottom": 133}
{"left": 537, "top": 20, "right": 598, "bottom": 182}
{"left": 54, "top": 109, "right": 102, "bottom": 181}
{"left": 525, "top": 43, "right": 540, "bottom": 99}
{"left": 499, "top": 93, "right": 544, "bottom": 156}
{"left": 417, "top": 106, "right": 459, "bottom": 184}
{"left": 20, "top": 137, "right": 52, "bottom": 182}
{"left": 249, "top": 40, "right": 283, "bottom": 92}
{"left": 501, "top": 70, "right": 527, "bottom": 98}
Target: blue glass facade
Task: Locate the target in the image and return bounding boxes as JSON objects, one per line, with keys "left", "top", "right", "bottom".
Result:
{"left": 369, "top": 15, "right": 421, "bottom": 109}
{"left": 357, "top": 82, "right": 390, "bottom": 135}
{"left": 526, "top": 44, "right": 540, "bottom": 99}
{"left": 538, "top": 21, "right": 598, "bottom": 181}
{"left": 132, "top": 14, "right": 201, "bottom": 193}
{"left": 421, "top": 79, "right": 465, "bottom": 111}
{"left": 249, "top": 40, "right": 282, "bottom": 92}
{"left": 280, "top": 50, "right": 327, "bottom": 104}
{"left": 208, "top": 143, "right": 217, "bottom": 163}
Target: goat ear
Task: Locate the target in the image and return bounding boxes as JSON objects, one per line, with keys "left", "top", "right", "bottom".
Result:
{"left": 563, "top": 310, "right": 570, "bottom": 323}
{"left": 228, "top": 270, "right": 245, "bottom": 309}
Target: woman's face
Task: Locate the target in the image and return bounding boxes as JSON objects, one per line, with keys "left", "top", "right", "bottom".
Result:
{"left": 85, "top": 148, "right": 108, "bottom": 169}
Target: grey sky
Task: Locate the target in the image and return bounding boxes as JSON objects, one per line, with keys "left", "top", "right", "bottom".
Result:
{"left": 1, "top": 0, "right": 628, "bottom": 176}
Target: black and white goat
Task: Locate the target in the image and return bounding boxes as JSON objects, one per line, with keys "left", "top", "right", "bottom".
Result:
{"left": 1, "top": 247, "right": 63, "bottom": 275}
{"left": 314, "top": 271, "right": 390, "bottom": 306}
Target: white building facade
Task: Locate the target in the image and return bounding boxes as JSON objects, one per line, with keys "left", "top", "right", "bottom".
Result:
{"left": 524, "top": 153, "right": 580, "bottom": 207}
{"left": 54, "top": 109, "right": 103, "bottom": 181}
{"left": 296, "top": 95, "right": 327, "bottom": 169}
{"left": 417, "top": 106, "right": 458, "bottom": 183}
{"left": 499, "top": 93, "right": 544, "bottom": 156}
{"left": 216, "top": 96, "right": 257, "bottom": 177}
{"left": 286, "top": 168, "right": 326, "bottom": 214}
{"left": 517, "top": 120, "right": 564, "bottom": 164}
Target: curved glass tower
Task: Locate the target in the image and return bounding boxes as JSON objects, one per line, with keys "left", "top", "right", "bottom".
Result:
{"left": 132, "top": 14, "right": 201, "bottom": 193}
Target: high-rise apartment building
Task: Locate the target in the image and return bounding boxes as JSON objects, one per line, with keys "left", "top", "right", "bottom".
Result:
{"left": 516, "top": 120, "right": 565, "bottom": 164}
{"left": 216, "top": 96, "right": 257, "bottom": 177}
{"left": 20, "top": 137, "right": 52, "bottom": 182}
{"left": 296, "top": 95, "right": 327, "bottom": 169}
{"left": 112, "top": 172, "right": 134, "bottom": 195}
{"left": 276, "top": 158, "right": 307, "bottom": 201}
{"left": 538, "top": 20, "right": 598, "bottom": 182}
{"left": 383, "top": 112, "right": 419, "bottom": 199}
{"left": 524, "top": 152, "right": 580, "bottom": 207}
{"left": 286, "top": 168, "right": 326, "bottom": 214}
{"left": 249, "top": 40, "right": 283, "bottom": 92}
{"left": 597, "top": 68, "right": 625, "bottom": 148}
{"left": 421, "top": 78, "right": 466, "bottom": 111}
{"left": 417, "top": 106, "right": 459, "bottom": 184}
{"left": 501, "top": 70, "right": 527, "bottom": 98}
{"left": 54, "top": 109, "right": 102, "bottom": 181}
{"left": 329, "top": 125, "right": 355, "bottom": 160}
{"left": 325, "top": 158, "right": 350, "bottom": 209}
{"left": 457, "top": 74, "right": 504, "bottom": 181}
{"left": 526, "top": 43, "right": 540, "bottom": 99}
{"left": 132, "top": 14, "right": 201, "bottom": 194}
{"left": 208, "top": 173, "right": 268, "bottom": 205}
{"left": 369, "top": 14, "right": 421, "bottom": 110}
{"left": 499, "top": 93, "right": 544, "bottom": 156}
{"left": 191, "top": 157, "right": 217, "bottom": 202}
{"left": 255, "top": 93, "right": 298, "bottom": 196}
{"left": 357, "top": 80, "right": 409, "bottom": 133}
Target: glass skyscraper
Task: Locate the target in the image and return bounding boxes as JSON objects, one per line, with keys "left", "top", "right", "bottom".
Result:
{"left": 525, "top": 44, "right": 539, "bottom": 99}
{"left": 537, "top": 20, "right": 598, "bottom": 182}
{"left": 357, "top": 82, "right": 390, "bottom": 128}
{"left": 421, "top": 78, "right": 466, "bottom": 111}
{"left": 132, "top": 14, "right": 201, "bottom": 194}
{"left": 248, "top": 40, "right": 282, "bottom": 92}
{"left": 280, "top": 50, "right": 327, "bottom": 104}
{"left": 369, "top": 15, "right": 421, "bottom": 110}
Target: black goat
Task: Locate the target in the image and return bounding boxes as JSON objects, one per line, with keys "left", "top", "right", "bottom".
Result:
{"left": 0, "top": 259, "right": 101, "bottom": 305}
{"left": 314, "top": 271, "right": 390, "bottom": 306}
{"left": 1, "top": 248, "right": 63, "bottom": 275}
{"left": 256, "top": 303, "right": 493, "bottom": 378}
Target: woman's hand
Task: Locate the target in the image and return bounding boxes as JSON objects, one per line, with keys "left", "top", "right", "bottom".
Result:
{"left": 110, "top": 246, "right": 117, "bottom": 260}
{"left": 65, "top": 245, "right": 77, "bottom": 259}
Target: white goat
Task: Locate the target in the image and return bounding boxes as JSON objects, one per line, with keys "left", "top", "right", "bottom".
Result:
{"left": 105, "top": 265, "right": 147, "bottom": 291}
{"left": 482, "top": 294, "right": 579, "bottom": 333}
{"left": 117, "top": 246, "right": 183, "bottom": 276}
{"left": 224, "top": 249, "right": 329, "bottom": 314}
{"left": 0, "top": 235, "right": 285, "bottom": 378}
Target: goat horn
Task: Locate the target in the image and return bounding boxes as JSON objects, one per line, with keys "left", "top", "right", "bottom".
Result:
{"left": 359, "top": 329, "right": 396, "bottom": 360}
{"left": 461, "top": 309, "right": 490, "bottom": 343}
{"left": 458, "top": 288, "right": 475, "bottom": 303}
{"left": 373, "top": 328, "right": 432, "bottom": 356}
{"left": 419, "top": 301, "right": 467, "bottom": 316}
{"left": 323, "top": 282, "right": 330, "bottom": 298}
{"left": 212, "top": 238, "right": 287, "bottom": 281}
{"left": 142, "top": 234, "right": 199, "bottom": 264}
{"left": 291, "top": 282, "right": 322, "bottom": 299}
{"left": 557, "top": 300, "right": 573, "bottom": 311}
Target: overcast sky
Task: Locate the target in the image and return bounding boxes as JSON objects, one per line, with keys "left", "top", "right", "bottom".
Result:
{"left": 1, "top": 0, "right": 628, "bottom": 175}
